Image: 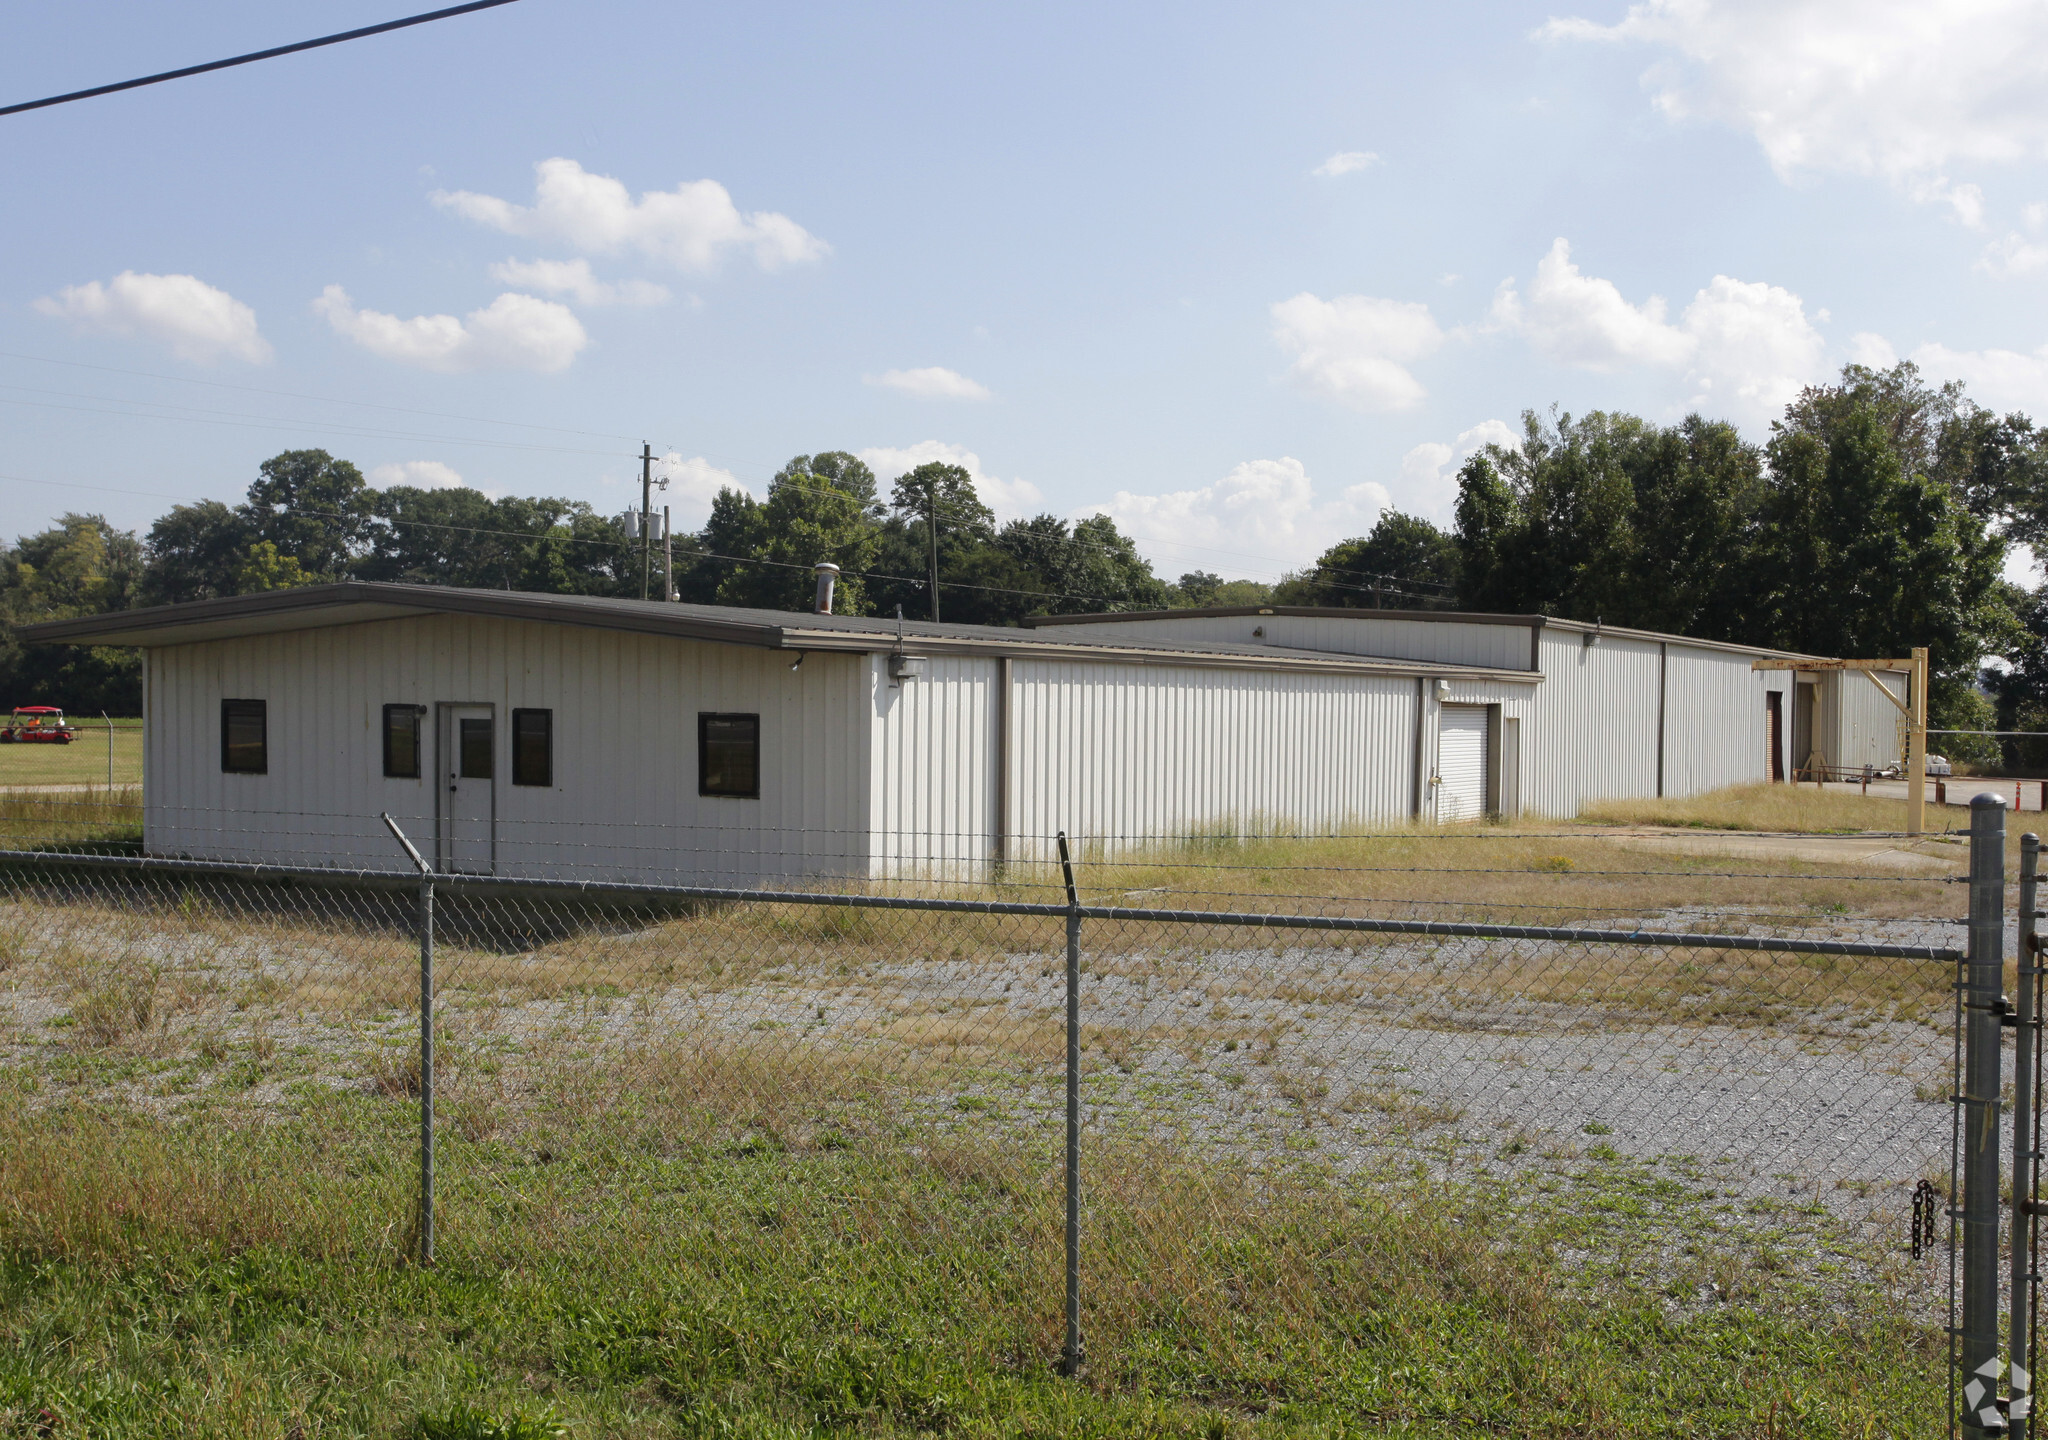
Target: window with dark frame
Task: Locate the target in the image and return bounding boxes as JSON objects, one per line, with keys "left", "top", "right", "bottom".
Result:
{"left": 698, "top": 712, "right": 760, "bottom": 798}
{"left": 382, "top": 704, "right": 424, "bottom": 779}
{"left": 511, "top": 708, "right": 552, "bottom": 786}
{"left": 220, "top": 699, "right": 267, "bottom": 774}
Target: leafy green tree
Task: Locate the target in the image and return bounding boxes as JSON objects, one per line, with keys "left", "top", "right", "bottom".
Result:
{"left": 358, "top": 487, "right": 628, "bottom": 594}
{"left": 714, "top": 453, "right": 884, "bottom": 614}
{"left": 1278, "top": 511, "right": 1459, "bottom": 608}
{"left": 1167, "top": 571, "right": 1273, "bottom": 608}
{"left": 1751, "top": 396, "right": 2008, "bottom": 719}
{"left": 139, "top": 500, "right": 251, "bottom": 606}
{"left": 242, "top": 450, "right": 373, "bottom": 581}
{"left": 233, "top": 541, "right": 314, "bottom": 592}
{"left": 992, "top": 514, "right": 1167, "bottom": 614}
{"left": 0, "top": 515, "right": 145, "bottom": 712}
{"left": 869, "top": 462, "right": 1011, "bottom": 622}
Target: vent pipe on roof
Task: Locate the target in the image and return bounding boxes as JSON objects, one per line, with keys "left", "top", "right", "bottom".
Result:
{"left": 813, "top": 562, "right": 840, "bottom": 615}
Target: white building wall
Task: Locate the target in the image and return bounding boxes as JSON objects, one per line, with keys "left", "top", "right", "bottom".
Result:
{"left": 144, "top": 614, "right": 871, "bottom": 883}
{"left": 1828, "top": 668, "right": 1909, "bottom": 772}
{"left": 1527, "top": 629, "right": 1662, "bottom": 816}
{"left": 1039, "top": 614, "right": 1534, "bottom": 670}
{"left": 867, "top": 654, "right": 1000, "bottom": 874}
{"left": 1003, "top": 660, "right": 1431, "bottom": 860}
{"left": 1661, "top": 643, "right": 1778, "bottom": 796}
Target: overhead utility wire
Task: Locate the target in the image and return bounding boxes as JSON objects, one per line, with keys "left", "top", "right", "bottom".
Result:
{"left": 0, "top": 0, "right": 523, "bottom": 118}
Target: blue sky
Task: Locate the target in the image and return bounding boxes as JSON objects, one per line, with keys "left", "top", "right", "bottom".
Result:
{"left": 6, "top": 0, "right": 2048, "bottom": 586}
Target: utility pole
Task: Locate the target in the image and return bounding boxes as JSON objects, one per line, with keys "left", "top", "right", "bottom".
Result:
{"left": 927, "top": 477, "right": 941, "bottom": 623}
{"left": 663, "top": 504, "right": 673, "bottom": 602}
{"left": 639, "top": 441, "right": 653, "bottom": 602}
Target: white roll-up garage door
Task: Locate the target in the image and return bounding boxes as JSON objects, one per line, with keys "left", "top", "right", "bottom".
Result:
{"left": 1437, "top": 706, "right": 1488, "bottom": 822}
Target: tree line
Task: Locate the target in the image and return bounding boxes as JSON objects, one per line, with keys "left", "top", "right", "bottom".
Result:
{"left": 0, "top": 449, "right": 1210, "bottom": 715}
{"left": 8, "top": 359, "right": 2048, "bottom": 770}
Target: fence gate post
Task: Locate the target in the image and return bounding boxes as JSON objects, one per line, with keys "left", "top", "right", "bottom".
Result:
{"left": 2015, "top": 832, "right": 2041, "bottom": 1439}
{"left": 1057, "top": 830, "right": 1083, "bottom": 1378}
{"left": 1964, "top": 795, "right": 2009, "bottom": 1434}
{"left": 418, "top": 868, "right": 435, "bottom": 1267}
{"left": 380, "top": 813, "right": 436, "bottom": 1269}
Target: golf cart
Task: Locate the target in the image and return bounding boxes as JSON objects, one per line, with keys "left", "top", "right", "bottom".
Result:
{"left": 1, "top": 706, "right": 75, "bottom": 744}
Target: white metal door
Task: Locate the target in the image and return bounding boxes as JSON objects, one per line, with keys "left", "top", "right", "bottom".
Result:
{"left": 1437, "top": 705, "right": 1488, "bottom": 822}
{"left": 440, "top": 704, "right": 495, "bottom": 874}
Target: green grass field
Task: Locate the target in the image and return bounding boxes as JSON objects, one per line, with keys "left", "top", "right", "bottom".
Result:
{"left": 0, "top": 721, "right": 141, "bottom": 788}
{"left": 0, "top": 1083, "right": 1943, "bottom": 1439}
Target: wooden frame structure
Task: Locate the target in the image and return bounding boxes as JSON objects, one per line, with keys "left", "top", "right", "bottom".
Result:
{"left": 1752, "top": 647, "right": 1928, "bottom": 835}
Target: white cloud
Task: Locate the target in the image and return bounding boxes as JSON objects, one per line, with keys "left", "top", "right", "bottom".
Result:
{"left": 1491, "top": 239, "right": 1826, "bottom": 421}
{"left": 1680, "top": 273, "right": 1828, "bottom": 416}
{"left": 1094, "top": 458, "right": 1390, "bottom": 577}
{"left": 34, "top": 271, "right": 271, "bottom": 364}
{"left": 1538, "top": 1, "right": 2048, "bottom": 211}
{"left": 867, "top": 367, "right": 992, "bottom": 402}
{"left": 1396, "top": 420, "right": 1521, "bottom": 516}
{"left": 653, "top": 453, "right": 747, "bottom": 530}
{"left": 486, "top": 258, "right": 670, "bottom": 306}
{"left": 1981, "top": 233, "right": 2048, "bottom": 278}
{"left": 433, "top": 158, "right": 827, "bottom": 273}
{"left": 1313, "top": 150, "right": 1380, "bottom": 177}
{"left": 1270, "top": 292, "right": 1442, "bottom": 411}
{"left": 858, "top": 440, "right": 1043, "bottom": 522}
{"left": 311, "top": 286, "right": 588, "bottom": 373}
{"left": 1846, "top": 331, "right": 1899, "bottom": 369}
{"left": 368, "top": 460, "right": 466, "bottom": 490}
{"left": 1907, "top": 339, "right": 2048, "bottom": 416}
{"left": 1490, "top": 238, "right": 1693, "bottom": 369}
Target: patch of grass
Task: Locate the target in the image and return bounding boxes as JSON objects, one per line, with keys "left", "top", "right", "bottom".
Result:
{"left": 0, "top": 784, "right": 142, "bottom": 851}
{"left": 1579, "top": 782, "right": 1912, "bottom": 834}
{"left": 0, "top": 1098, "right": 1944, "bottom": 1438}
{"left": 0, "top": 722, "right": 141, "bottom": 788}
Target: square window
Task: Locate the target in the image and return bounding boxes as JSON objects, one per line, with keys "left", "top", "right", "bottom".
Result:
{"left": 698, "top": 713, "right": 759, "bottom": 798}
{"left": 511, "top": 708, "right": 552, "bottom": 787}
{"left": 383, "top": 704, "right": 423, "bottom": 779}
{"left": 221, "top": 699, "right": 266, "bottom": 774}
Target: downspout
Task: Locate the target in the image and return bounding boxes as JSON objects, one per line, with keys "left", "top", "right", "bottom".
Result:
{"left": 1412, "top": 675, "right": 1428, "bottom": 819}
{"left": 1656, "top": 641, "right": 1667, "bottom": 799}
{"left": 994, "top": 657, "right": 1011, "bottom": 867}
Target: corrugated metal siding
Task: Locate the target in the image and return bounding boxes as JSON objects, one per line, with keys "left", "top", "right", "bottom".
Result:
{"left": 1828, "top": 669, "right": 1909, "bottom": 771}
{"left": 1037, "top": 615, "right": 1534, "bottom": 669}
{"left": 1004, "top": 661, "right": 1420, "bottom": 859}
{"left": 868, "top": 655, "right": 999, "bottom": 874}
{"left": 1662, "top": 644, "right": 1774, "bottom": 796}
{"left": 1529, "top": 630, "right": 1661, "bottom": 816}
{"left": 145, "top": 614, "right": 870, "bottom": 883}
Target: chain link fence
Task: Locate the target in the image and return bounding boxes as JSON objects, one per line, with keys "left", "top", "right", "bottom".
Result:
{"left": 0, "top": 829, "right": 1969, "bottom": 1394}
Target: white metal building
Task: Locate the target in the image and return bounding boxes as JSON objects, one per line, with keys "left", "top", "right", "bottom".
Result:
{"left": 26, "top": 585, "right": 1907, "bottom": 884}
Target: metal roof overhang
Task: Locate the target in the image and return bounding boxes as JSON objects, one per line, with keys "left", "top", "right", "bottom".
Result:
{"left": 1019, "top": 603, "right": 1844, "bottom": 664}
{"left": 18, "top": 583, "right": 1542, "bottom": 684}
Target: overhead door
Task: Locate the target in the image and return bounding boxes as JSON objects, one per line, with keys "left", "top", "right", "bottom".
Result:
{"left": 1437, "top": 705, "right": 1488, "bottom": 822}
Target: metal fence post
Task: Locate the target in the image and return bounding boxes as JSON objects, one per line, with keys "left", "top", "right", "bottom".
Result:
{"left": 381, "top": 813, "right": 435, "bottom": 1268}
{"left": 1965, "top": 795, "right": 2009, "bottom": 1434}
{"left": 2015, "top": 832, "right": 2041, "bottom": 1440}
{"left": 1057, "top": 830, "right": 1083, "bottom": 1378}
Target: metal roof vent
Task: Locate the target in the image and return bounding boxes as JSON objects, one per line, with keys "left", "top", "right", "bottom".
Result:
{"left": 813, "top": 562, "right": 840, "bottom": 615}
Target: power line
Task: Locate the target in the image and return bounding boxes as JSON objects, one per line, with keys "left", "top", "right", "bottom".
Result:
{"left": 0, "top": 0, "right": 523, "bottom": 118}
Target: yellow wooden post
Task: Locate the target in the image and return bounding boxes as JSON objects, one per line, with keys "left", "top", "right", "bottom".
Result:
{"left": 1907, "top": 646, "right": 1928, "bottom": 837}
